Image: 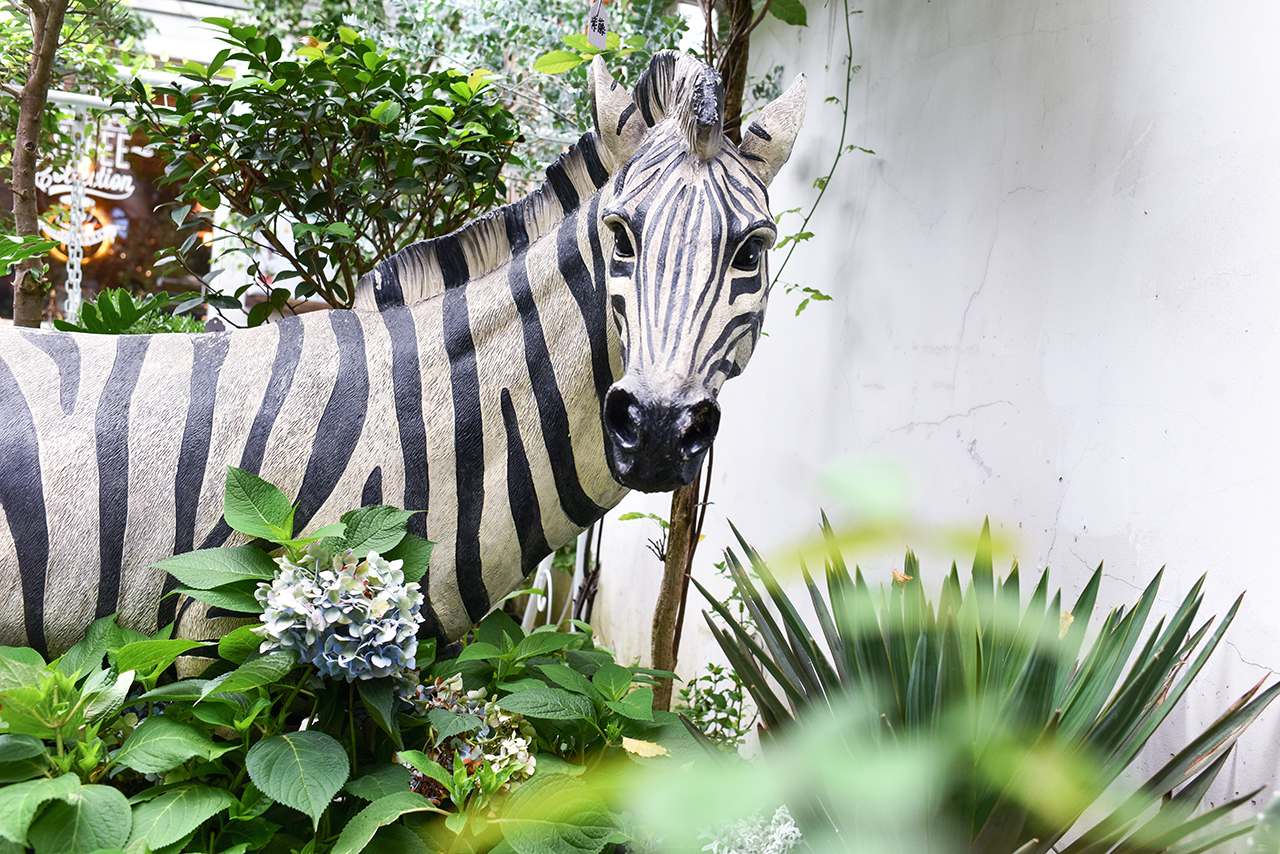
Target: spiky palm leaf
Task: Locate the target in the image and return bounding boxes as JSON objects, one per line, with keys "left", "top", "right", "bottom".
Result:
{"left": 694, "top": 518, "right": 1278, "bottom": 854}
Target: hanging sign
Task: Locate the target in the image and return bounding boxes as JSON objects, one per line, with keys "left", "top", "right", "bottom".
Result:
{"left": 587, "top": 0, "right": 609, "bottom": 50}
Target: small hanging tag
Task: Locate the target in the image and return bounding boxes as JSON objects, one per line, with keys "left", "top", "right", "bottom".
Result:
{"left": 587, "top": 0, "right": 609, "bottom": 50}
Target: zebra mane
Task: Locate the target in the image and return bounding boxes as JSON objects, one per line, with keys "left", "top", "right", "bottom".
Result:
{"left": 353, "top": 131, "right": 612, "bottom": 310}
{"left": 354, "top": 51, "right": 725, "bottom": 311}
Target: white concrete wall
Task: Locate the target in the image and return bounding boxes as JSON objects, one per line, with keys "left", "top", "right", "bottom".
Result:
{"left": 595, "top": 0, "right": 1280, "bottom": 822}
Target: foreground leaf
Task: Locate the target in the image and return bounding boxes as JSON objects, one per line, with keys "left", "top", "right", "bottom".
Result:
{"left": 127, "top": 785, "right": 235, "bottom": 849}
{"left": 498, "top": 773, "right": 614, "bottom": 854}
{"left": 330, "top": 792, "right": 442, "bottom": 854}
{"left": 155, "top": 545, "right": 277, "bottom": 590}
{"left": 497, "top": 686, "right": 595, "bottom": 721}
{"left": 114, "top": 717, "right": 223, "bottom": 775}
{"left": 246, "top": 731, "right": 349, "bottom": 829}
{"left": 0, "top": 774, "right": 79, "bottom": 845}
{"left": 27, "top": 784, "right": 131, "bottom": 854}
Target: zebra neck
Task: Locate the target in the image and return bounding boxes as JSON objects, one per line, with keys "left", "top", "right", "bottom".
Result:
{"left": 355, "top": 132, "right": 614, "bottom": 311}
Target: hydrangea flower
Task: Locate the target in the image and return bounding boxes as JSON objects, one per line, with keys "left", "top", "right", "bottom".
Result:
{"left": 255, "top": 543, "right": 424, "bottom": 681}
{"left": 701, "top": 805, "right": 803, "bottom": 854}
{"left": 397, "top": 672, "right": 538, "bottom": 800}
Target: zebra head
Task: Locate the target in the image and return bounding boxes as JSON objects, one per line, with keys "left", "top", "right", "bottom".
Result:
{"left": 588, "top": 52, "right": 807, "bottom": 493}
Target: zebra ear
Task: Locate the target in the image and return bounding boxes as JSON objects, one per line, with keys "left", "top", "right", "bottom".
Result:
{"left": 589, "top": 55, "right": 648, "bottom": 170}
{"left": 737, "top": 73, "right": 808, "bottom": 186}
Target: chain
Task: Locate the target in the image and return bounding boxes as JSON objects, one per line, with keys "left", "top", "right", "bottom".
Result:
{"left": 64, "top": 108, "right": 88, "bottom": 323}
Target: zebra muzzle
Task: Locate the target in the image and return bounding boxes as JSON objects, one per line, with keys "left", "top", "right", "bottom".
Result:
{"left": 602, "top": 384, "right": 720, "bottom": 493}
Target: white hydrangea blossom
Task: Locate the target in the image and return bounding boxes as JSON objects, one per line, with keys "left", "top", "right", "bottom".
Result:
{"left": 398, "top": 672, "right": 538, "bottom": 791}
{"left": 255, "top": 543, "right": 424, "bottom": 681}
{"left": 701, "top": 805, "right": 804, "bottom": 854}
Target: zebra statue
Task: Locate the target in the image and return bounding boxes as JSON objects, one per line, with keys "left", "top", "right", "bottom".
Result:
{"left": 0, "top": 52, "right": 806, "bottom": 658}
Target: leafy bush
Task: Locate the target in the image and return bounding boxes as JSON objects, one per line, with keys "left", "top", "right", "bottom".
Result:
{"left": 126, "top": 20, "right": 519, "bottom": 318}
{"left": 52, "top": 289, "right": 204, "bottom": 334}
{"left": 674, "top": 519, "right": 1280, "bottom": 853}
{"left": 0, "top": 468, "right": 688, "bottom": 854}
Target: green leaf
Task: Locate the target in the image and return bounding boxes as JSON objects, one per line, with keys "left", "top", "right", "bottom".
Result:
{"left": 337, "top": 26, "right": 358, "bottom": 44}
{"left": 426, "top": 708, "right": 482, "bottom": 745}
{"left": 223, "top": 466, "right": 295, "bottom": 541}
{"left": 340, "top": 505, "right": 415, "bottom": 557}
{"left": 218, "top": 625, "right": 262, "bottom": 665}
{"left": 127, "top": 785, "right": 235, "bottom": 850}
{"left": 0, "top": 736, "right": 45, "bottom": 764}
{"left": 591, "top": 662, "right": 632, "bottom": 702}
{"left": 497, "top": 686, "right": 595, "bottom": 721}
{"left": 201, "top": 649, "right": 298, "bottom": 698}
{"left": 27, "top": 784, "right": 130, "bottom": 854}
{"left": 515, "top": 631, "right": 575, "bottom": 661}
{"left": 155, "top": 545, "right": 277, "bottom": 590}
{"left": 533, "top": 51, "right": 586, "bottom": 75}
{"left": 82, "top": 668, "right": 135, "bottom": 724}
{"left": 325, "top": 222, "right": 356, "bottom": 238}
{"left": 356, "top": 678, "right": 402, "bottom": 748}
{"left": 174, "top": 583, "right": 262, "bottom": 615}
{"left": 114, "top": 717, "right": 224, "bottom": 775}
{"left": 768, "top": 0, "right": 808, "bottom": 25}
{"left": 0, "top": 774, "right": 80, "bottom": 846}
{"left": 499, "top": 773, "right": 614, "bottom": 854}
{"left": 246, "top": 732, "right": 349, "bottom": 829}
{"left": 383, "top": 534, "right": 433, "bottom": 585}
{"left": 330, "top": 792, "right": 441, "bottom": 854}
{"left": 537, "top": 663, "right": 596, "bottom": 697}
{"left": 345, "top": 764, "right": 412, "bottom": 802}
{"left": 116, "top": 639, "right": 203, "bottom": 679}
{"left": 605, "top": 686, "right": 654, "bottom": 722}
{"left": 56, "top": 615, "right": 116, "bottom": 679}
{"left": 456, "top": 642, "right": 505, "bottom": 663}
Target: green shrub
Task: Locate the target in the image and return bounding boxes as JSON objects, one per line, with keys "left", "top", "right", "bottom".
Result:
{"left": 0, "top": 467, "right": 687, "bottom": 854}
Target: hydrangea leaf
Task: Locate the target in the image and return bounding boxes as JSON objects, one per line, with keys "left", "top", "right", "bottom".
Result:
{"left": 200, "top": 650, "right": 299, "bottom": 699}
{"left": 0, "top": 736, "right": 45, "bottom": 765}
{"left": 356, "top": 678, "right": 403, "bottom": 748}
{"left": 338, "top": 506, "right": 416, "bottom": 558}
{"left": 223, "top": 466, "right": 295, "bottom": 541}
{"left": 426, "top": 708, "right": 483, "bottom": 745}
{"left": 126, "top": 785, "right": 235, "bottom": 850}
{"left": 0, "top": 774, "right": 79, "bottom": 845}
{"left": 345, "top": 764, "right": 412, "bottom": 802}
{"left": 116, "top": 639, "right": 203, "bottom": 679}
{"left": 113, "top": 717, "right": 225, "bottom": 775}
{"left": 591, "top": 663, "right": 633, "bottom": 703}
{"left": 330, "top": 792, "right": 442, "bottom": 854}
{"left": 498, "top": 773, "right": 614, "bottom": 854}
{"left": 155, "top": 545, "right": 277, "bottom": 591}
{"left": 27, "top": 783, "right": 130, "bottom": 854}
{"left": 496, "top": 686, "right": 595, "bottom": 721}
{"left": 383, "top": 534, "right": 433, "bottom": 585}
{"left": 246, "top": 731, "right": 349, "bottom": 829}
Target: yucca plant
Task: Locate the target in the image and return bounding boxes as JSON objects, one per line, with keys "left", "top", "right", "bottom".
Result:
{"left": 692, "top": 518, "right": 1280, "bottom": 854}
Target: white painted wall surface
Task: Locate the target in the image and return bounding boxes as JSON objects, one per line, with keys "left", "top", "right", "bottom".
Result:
{"left": 595, "top": 0, "right": 1280, "bottom": 823}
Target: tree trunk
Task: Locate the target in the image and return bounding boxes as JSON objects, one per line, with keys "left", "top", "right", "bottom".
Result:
{"left": 716, "top": 0, "right": 754, "bottom": 145}
{"left": 11, "top": 0, "right": 70, "bottom": 328}
{"left": 651, "top": 469, "right": 701, "bottom": 712}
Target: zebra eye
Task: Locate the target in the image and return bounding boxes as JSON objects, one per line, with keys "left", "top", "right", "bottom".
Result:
{"left": 732, "top": 237, "right": 764, "bottom": 271}
{"left": 610, "top": 223, "right": 635, "bottom": 258}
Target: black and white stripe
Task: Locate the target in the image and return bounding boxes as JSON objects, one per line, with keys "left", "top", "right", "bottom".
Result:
{"left": 0, "top": 52, "right": 808, "bottom": 657}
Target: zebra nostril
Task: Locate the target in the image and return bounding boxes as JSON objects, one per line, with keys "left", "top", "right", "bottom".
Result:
{"left": 604, "top": 387, "right": 642, "bottom": 450}
{"left": 679, "top": 398, "right": 720, "bottom": 460}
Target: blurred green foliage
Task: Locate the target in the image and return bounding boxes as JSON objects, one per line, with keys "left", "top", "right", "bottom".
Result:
{"left": 632, "top": 519, "right": 1280, "bottom": 854}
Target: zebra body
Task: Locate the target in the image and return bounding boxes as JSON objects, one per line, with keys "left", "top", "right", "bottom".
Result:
{"left": 0, "top": 52, "right": 806, "bottom": 657}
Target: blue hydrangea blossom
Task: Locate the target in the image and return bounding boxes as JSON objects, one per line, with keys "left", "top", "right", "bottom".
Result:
{"left": 255, "top": 544, "right": 424, "bottom": 681}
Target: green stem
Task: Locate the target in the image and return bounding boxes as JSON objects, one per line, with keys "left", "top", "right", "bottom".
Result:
{"left": 772, "top": 0, "right": 859, "bottom": 288}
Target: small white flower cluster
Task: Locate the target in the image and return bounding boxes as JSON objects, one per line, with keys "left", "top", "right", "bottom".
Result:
{"left": 255, "top": 543, "right": 424, "bottom": 681}
{"left": 701, "top": 805, "right": 803, "bottom": 854}
{"left": 399, "top": 673, "right": 537, "bottom": 791}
